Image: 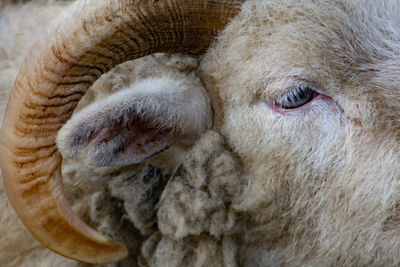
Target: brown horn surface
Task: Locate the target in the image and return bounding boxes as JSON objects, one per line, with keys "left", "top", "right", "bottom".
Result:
{"left": 0, "top": 0, "right": 244, "bottom": 264}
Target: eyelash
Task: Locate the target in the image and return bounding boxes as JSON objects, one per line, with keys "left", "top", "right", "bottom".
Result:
{"left": 273, "top": 84, "right": 315, "bottom": 109}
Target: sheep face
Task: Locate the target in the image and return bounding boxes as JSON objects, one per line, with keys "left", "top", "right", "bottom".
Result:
{"left": 199, "top": 0, "right": 400, "bottom": 263}
{"left": 3, "top": 0, "right": 400, "bottom": 265}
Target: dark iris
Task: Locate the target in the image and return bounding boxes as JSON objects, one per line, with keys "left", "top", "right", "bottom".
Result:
{"left": 275, "top": 84, "right": 314, "bottom": 109}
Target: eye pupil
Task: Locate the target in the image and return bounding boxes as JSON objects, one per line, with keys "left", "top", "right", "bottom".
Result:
{"left": 274, "top": 84, "right": 314, "bottom": 109}
{"left": 297, "top": 88, "right": 306, "bottom": 99}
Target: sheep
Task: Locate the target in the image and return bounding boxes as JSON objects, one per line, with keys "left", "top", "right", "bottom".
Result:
{"left": 2, "top": 0, "right": 400, "bottom": 266}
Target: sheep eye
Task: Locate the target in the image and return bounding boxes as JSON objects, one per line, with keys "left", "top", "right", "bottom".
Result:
{"left": 274, "top": 84, "right": 314, "bottom": 109}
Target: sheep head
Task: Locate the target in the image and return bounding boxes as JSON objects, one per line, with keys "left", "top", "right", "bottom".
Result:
{"left": 2, "top": 0, "right": 400, "bottom": 265}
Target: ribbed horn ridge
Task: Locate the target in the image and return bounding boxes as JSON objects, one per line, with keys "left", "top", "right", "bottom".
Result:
{"left": 0, "top": 0, "right": 244, "bottom": 264}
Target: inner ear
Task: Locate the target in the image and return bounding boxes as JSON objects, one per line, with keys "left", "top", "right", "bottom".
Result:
{"left": 85, "top": 110, "right": 175, "bottom": 166}
{"left": 57, "top": 77, "right": 212, "bottom": 167}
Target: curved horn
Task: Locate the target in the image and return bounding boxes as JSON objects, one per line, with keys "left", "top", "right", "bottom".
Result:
{"left": 0, "top": 0, "right": 243, "bottom": 264}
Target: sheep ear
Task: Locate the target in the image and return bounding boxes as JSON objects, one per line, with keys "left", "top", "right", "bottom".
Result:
{"left": 57, "top": 77, "right": 212, "bottom": 167}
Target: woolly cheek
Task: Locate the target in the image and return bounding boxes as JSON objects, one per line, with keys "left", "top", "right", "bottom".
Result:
{"left": 221, "top": 95, "right": 346, "bottom": 181}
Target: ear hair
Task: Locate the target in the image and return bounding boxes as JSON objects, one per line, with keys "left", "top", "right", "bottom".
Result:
{"left": 57, "top": 76, "right": 212, "bottom": 166}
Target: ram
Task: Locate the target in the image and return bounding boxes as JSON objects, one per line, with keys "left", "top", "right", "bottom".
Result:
{"left": 2, "top": 0, "right": 400, "bottom": 266}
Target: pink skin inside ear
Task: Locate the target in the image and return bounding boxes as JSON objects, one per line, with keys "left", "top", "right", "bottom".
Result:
{"left": 86, "top": 115, "right": 173, "bottom": 166}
